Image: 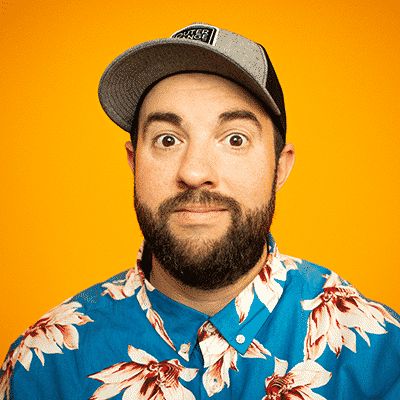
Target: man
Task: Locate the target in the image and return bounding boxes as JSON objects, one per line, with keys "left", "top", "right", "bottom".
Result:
{"left": 1, "top": 22, "right": 399, "bottom": 400}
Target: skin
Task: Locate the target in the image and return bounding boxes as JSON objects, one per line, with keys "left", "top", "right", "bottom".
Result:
{"left": 125, "top": 73, "right": 295, "bottom": 315}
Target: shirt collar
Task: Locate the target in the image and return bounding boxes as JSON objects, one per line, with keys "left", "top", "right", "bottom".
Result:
{"left": 132, "top": 233, "right": 298, "bottom": 360}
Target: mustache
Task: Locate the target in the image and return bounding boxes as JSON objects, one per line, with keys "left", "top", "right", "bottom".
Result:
{"left": 157, "top": 189, "right": 242, "bottom": 217}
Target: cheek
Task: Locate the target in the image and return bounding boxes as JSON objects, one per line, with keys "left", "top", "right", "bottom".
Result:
{"left": 134, "top": 153, "right": 177, "bottom": 209}
{"left": 243, "top": 173, "right": 273, "bottom": 207}
{"left": 223, "top": 153, "right": 275, "bottom": 209}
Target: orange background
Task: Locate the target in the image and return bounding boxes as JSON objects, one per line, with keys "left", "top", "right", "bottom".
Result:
{"left": 1, "top": 0, "right": 399, "bottom": 361}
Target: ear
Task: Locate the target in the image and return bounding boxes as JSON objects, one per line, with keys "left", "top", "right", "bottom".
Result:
{"left": 275, "top": 143, "right": 295, "bottom": 191}
{"left": 125, "top": 141, "right": 135, "bottom": 173}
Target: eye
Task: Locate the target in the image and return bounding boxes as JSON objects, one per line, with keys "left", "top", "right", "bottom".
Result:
{"left": 154, "top": 134, "right": 182, "bottom": 148}
{"left": 224, "top": 133, "right": 249, "bottom": 147}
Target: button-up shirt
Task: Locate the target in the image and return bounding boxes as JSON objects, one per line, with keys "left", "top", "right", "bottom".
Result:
{"left": 1, "top": 234, "right": 399, "bottom": 399}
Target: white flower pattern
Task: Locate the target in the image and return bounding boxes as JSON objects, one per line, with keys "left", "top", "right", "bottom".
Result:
{"left": 198, "top": 321, "right": 271, "bottom": 397}
{"left": 262, "top": 357, "right": 331, "bottom": 400}
{"left": 302, "top": 272, "right": 400, "bottom": 360}
{"left": 89, "top": 346, "right": 198, "bottom": 400}
{"left": 0, "top": 301, "right": 93, "bottom": 400}
{"left": 235, "top": 244, "right": 299, "bottom": 323}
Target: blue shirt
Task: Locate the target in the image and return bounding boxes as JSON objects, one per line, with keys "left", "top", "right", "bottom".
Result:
{"left": 1, "top": 234, "right": 399, "bottom": 399}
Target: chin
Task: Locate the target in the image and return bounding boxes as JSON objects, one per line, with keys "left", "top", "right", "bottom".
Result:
{"left": 172, "top": 232, "right": 222, "bottom": 253}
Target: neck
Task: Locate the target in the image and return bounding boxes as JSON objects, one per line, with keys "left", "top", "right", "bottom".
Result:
{"left": 149, "top": 246, "right": 267, "bottom": 316}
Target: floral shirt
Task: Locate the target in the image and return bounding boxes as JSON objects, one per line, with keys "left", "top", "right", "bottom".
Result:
{"left": 1, "top": 234, "right": 399, "bottom": 400}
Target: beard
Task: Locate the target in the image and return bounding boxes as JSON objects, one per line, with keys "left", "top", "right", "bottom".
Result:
{"left": 134, "top": 173, "right": 277, "bottom": 290}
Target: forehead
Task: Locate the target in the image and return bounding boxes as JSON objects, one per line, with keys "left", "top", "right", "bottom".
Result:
{"left": 138, "top": 73, "right": 272, "bottom": 124}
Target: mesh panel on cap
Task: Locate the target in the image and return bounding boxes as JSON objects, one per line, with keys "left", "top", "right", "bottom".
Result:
{"left": 258, "top": 43, "right": 286, "bottom": 137}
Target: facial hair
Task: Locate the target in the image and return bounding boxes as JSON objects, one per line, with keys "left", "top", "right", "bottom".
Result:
{"left": 134, "top": 173, "right": 277, "bottom": 290}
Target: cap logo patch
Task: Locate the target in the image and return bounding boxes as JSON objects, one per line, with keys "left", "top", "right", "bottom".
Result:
{"left": 171, "top": 24, "right": 218, "bottom": 46}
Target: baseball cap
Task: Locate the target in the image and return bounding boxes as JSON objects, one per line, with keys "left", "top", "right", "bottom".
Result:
{"left": 98, "top": 22, "right": 286, "bottom": 140}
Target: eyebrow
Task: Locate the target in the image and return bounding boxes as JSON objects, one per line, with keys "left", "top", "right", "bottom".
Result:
{"left": 142, "top": 112, "right": 183, "bottom": 134}
{"left": 218, "top": 110, "right": 262, "bottom": 130}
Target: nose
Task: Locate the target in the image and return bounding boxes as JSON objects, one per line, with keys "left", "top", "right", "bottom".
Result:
{"left": 176, "top": 141, "right": 218, "bottom": 189}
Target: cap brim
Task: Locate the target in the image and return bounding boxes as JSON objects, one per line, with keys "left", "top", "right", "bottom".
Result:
{"left": 98, "top": 38, "right": 281, "bottom": 132}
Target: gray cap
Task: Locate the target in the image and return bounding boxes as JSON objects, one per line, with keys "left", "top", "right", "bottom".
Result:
{"left": 98, "top": 23, "right": 286, "bottom": 139}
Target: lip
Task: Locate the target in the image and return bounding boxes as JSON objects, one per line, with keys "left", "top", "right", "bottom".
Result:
{"left": 174, "top": 206, "right": 227, "bottom": 213}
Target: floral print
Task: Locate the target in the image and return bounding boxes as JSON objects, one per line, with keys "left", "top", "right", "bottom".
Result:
{"left": 198, "top": 322, "right": 270, "bottom": 397}
{"left": 102, "top": 242, "right": 298, "bottom": 369}
{"left": 17, "top": 301, "right": 93, "bottom": 370}
{"left": 2, "top": 236, "right": 400, "bottom": 399}
{"left": 235, "top": 244, "right": 299, "bottom": 323}
{"left": 102, "top": 263, "right": 176, "bottom": 351}
{"left": 302, "top": 272, "right": 400, "bottom": 360}
{"left": 0, "top": 353, "right": 14, "bottom": 400}
{"left": 263, "top": 357, "right": 331, "bottom": 400}
{"left": 101, "top": 267, "right": 143, "bottom": 300}
{"left": 0, "top": 301, "right": 92, "bottom": 400}
{"left": 89, "top": 346, "right": 198, "bottom": 400}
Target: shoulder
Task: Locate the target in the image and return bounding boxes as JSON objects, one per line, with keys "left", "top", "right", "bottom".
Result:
{"left": 283, "top": 251, "right": 400, "bottom": 327}
{"left": 280, "top": 252, "right": 400, "bottom": 398}
{"left": 285, "top": 255, "right": 333, "bottom": 291}
{"left": 0, "top": 268, "right": 138, "bottom": 399}
{"left": 7, "top": 266, "right": 137, "bottom": 349}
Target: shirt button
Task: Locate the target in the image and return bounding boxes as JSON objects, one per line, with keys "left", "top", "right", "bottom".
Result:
{"left": 236, "top": 334, "right": 245, "bottom": 344}
{"left": 180, "top": 343, "right": 190, "bottom": 353}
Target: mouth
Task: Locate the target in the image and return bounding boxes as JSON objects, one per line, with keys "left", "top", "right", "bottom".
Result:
{"left": 173, "top": 205, "right": 227, "bottom": 213}
{"left": 174, "top": 204, "right": 228, "bottom": 214}
{"left": 170, "top": 205, "right": 229, "bottom": 226}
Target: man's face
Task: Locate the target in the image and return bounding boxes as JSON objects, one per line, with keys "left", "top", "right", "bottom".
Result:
{"left": 128, "top": 73, "right": 289, "bottom": 289}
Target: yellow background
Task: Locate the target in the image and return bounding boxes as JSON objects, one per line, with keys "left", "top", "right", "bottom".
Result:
{"left": 1, "top": 0, "right": 399, "bottom": 360}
